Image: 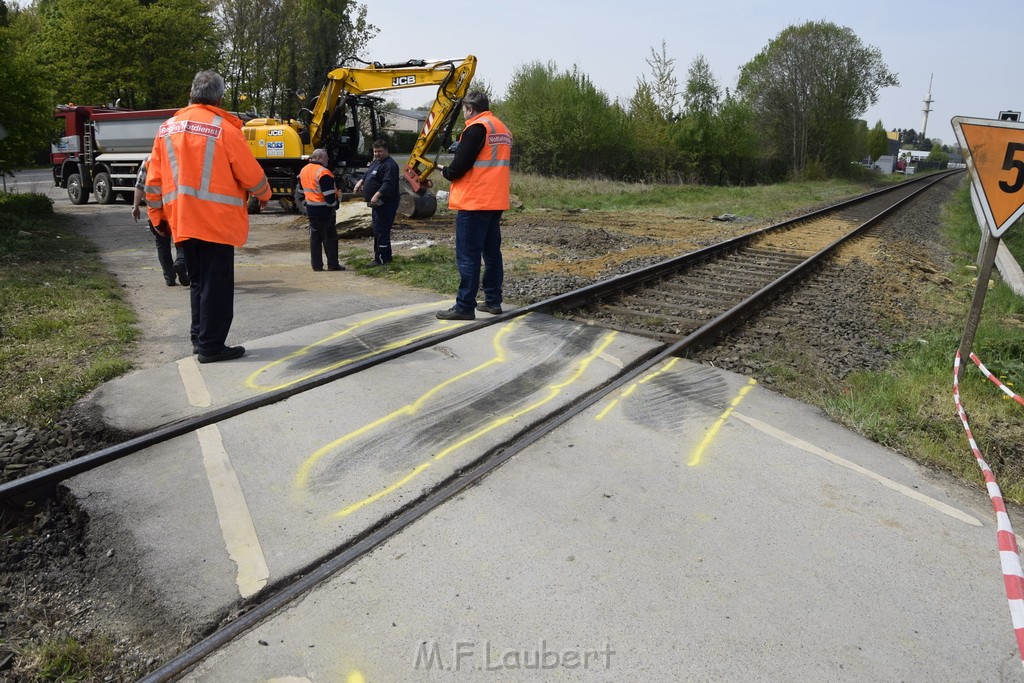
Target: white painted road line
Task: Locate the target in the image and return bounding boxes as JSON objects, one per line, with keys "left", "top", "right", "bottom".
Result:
{"left": 732, "top": 411, "right": 981, "bottom": 527}
{"left": 196, "top": 425, "right": 270, "bottom": 598}
{"left": 177, "top": 357, "right": 212, "bottom": 407}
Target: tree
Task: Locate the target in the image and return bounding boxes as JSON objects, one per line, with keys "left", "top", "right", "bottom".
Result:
{"left": 502, "top": 61, "right": 628, "bottom": 178}
{"left": 640, "top": 40, "right": 679, "bottom": 120}
{"left": 927, "top": 143, "right": 949, "bottom": 165}
{"left": 626, "top": 80, "right": 675, "bottom": 180}
{"left": 737, "top": 21, "right": 899, "bottom": 176}
{"left": 683, "top": 54, "right": 719, "bottom": 118}
{"left": 675, "top": 54, "right": 724, "bottom": 182}
{"left": 0, "top": 2, "right": 54, "bottom": 175}
{"left": 866, "top": 120, "right": 889, "bottom": 161}
{"left": 31, "top": 0, "right": 217, "bottom": 109}
{"left": 216, "top": 0, "right": 375, "bottom": 117}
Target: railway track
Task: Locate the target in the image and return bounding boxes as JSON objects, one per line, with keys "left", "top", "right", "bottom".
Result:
{"left": 0, "top": 171, "right": 956, "bottom": 505}
{"left": 1, "top": 171, "right": 961, "bottom": 680}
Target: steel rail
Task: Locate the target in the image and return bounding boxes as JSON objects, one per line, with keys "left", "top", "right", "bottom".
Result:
{"left": 0, "top": 171, "right": 960, "bottom": 503}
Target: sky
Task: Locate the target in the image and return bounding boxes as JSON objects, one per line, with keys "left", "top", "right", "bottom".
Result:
{"left": 363, "top": 0, "right": 1024, "bottom": 146}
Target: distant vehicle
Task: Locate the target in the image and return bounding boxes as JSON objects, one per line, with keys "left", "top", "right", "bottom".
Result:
{"left": 51, "top": 105, "right": 177, "bottom": 205}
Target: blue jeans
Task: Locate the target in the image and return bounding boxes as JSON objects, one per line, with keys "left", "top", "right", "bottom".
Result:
{"left": 372, "top": 201, "right": 398, "bottom": 264}
{"left": 455, "top": 209, "right": 503, "bottom": 312}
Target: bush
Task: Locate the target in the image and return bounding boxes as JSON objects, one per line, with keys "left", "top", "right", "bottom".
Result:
{"left": 388, "top": 131, "right": 445, "bottom": 154}
{"left": 0, "top": 191, "right": 54, "bottom": 217}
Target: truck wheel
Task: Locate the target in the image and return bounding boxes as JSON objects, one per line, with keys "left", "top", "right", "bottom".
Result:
{"left": 67, "top": 174, "right": 89, "bottom": 205}
{"left": 293, "top": 186, "right": 307, "bottom": 216}
{"left": 93, "top": 172, "right": 114, "bottom": 204}
{"left": 246, "top": 195, "right": 262, "bottom": 214}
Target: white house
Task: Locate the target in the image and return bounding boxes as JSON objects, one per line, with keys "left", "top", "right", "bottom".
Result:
{"left": 386, "top": 109, "right": 427, "bottom": 133}
{"left": 898, "top": 149, "right": 930, "bottom": 162}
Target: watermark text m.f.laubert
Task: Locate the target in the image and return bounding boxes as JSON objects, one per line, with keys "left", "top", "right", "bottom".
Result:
{"left": 413, "top": 639, "right": 615, "bottom": 672}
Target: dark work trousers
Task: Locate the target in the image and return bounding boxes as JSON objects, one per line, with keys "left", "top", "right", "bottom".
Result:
{"left": 308, "top": 212, "right": 340, "bottom": 270}
{"left": 152, "top": 223, "right": 185, "bottom": 283}
{"left": 181, "top": 239, "right": 235, "bottom": 354}
{"left": 371, "top": 201, "right": 399, "bottom": 264}
{"left": 454, "top": 209, "right": 503, "bottom": 313}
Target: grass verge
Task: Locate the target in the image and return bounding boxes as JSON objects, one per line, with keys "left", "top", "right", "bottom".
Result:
{"left": 430, "top": 171, "right": 897, "bottom": 216}
{"left": 341, "top": 244, "right": 461, "bottom": 296}
{"left": 793, "top": 183, "right": 1024, "bottom": 502}
{"left": 0, "top": 193, "right": 137, "bottom": 426}
{"left": 19, "top": 635, "right": 116, "bottom": 682}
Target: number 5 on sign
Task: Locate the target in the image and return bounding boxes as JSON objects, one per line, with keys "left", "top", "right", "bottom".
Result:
{"left": 953, "top": 116, "right": 1024, "bottom": 237}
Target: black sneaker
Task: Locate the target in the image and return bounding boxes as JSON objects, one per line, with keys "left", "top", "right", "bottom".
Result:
{"left": 197, "top": 345, "right": 246, "bottom": 364}
{"left": 327, "top": 265, "right": 346, "bottom": 271}
{"left": 476, "top": 303, "right": 503, "bottom": 315}
{"left": 436, "top": 307, "right": 474, "bottom": 321}
{"left": 174, "top": 262, "right": 190, "bottom": 286}
{"left": 165, "top": 276, "right": 177, "bottom": 286}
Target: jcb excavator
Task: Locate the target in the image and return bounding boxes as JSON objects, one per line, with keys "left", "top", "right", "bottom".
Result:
{"left": 243, "top": 55, "right": 476, "bottom": 218}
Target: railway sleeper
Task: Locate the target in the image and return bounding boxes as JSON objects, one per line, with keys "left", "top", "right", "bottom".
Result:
{"left": 658, "top": 279, "right": 748, "bottom": 299}
{"left": 724, "top": 253, "right": 804, "bottom": 271}
{"left": 598, "top": 303, "right": 709, "bottom": 329}
{"left": 742, "top": 247, "right": 807, "bottom": 263}
{"left": 617, "top": 295, "right": 717, "bottom": 320}
{"left": 626, "top": 289, "right": 730, "bottom": 310}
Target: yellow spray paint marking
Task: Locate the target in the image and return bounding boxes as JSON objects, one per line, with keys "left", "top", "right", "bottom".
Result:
{"left": 687, "top": 377, "right": 757, "bottom": 467}
{"left": 293, "top": 318, "right": 524, "bottom": 493}
{"left": 594, "top": 357, "right": 680, "bottom": 420}
{"left": 245, "top": 302, "right": 456, "bottom": 392}
{"left": 331, "top": 330, "right": 619, "bottom": 519}
{"left": 731, "top": 411, "right": 981, "bottom": 526}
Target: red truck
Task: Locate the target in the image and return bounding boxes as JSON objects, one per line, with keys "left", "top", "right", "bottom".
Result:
{"left": 51, "top": 104, "right": 177, "bottom": 204}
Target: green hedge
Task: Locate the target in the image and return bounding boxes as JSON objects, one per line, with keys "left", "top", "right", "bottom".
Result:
{"left": 0, "top": 191, "right": 54, "bottom": 217}
{"left": 388, "top": 131, "right": 445, "bottom": 154}
{"left": 0, "top": 192, "right": 54, "bottom": 235}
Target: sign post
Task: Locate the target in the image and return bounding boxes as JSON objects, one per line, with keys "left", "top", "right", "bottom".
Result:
{"left": 952, "top": 115, "right": 1024, "bottom": 374}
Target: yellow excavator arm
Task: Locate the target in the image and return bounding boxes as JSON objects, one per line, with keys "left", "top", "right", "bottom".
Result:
{"left": 308, "top": 56, "right": 477, "bottom": 192}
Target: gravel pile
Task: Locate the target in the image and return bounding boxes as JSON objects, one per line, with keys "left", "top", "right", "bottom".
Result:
{"left": 0, "top": 415, "right": 119, "bottom": 485}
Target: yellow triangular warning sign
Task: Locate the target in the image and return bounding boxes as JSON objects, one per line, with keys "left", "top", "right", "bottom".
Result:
{"left": 953, "top": 116, "right": 1024, "bottom": 237}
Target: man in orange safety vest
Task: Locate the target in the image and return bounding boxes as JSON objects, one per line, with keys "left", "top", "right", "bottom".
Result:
{"left": 146, "top": 70, "right": 271, "bottom": 363}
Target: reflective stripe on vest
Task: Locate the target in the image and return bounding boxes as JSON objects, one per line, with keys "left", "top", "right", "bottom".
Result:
{"left": 299, "top": 164, "right": 334, "bottom": 207}
{"left": 448, "top": 112, "right": 512, "bottom": 211}
{"left": 160, "top": 116, "right": 247, "bottom": 208}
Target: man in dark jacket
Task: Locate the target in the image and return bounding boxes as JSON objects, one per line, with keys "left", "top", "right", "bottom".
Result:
{"left": 354, "top": 140, "right": 400, "bottom": 266}
{"left": 435, "top": 91, "right": 512, "bottom": 320}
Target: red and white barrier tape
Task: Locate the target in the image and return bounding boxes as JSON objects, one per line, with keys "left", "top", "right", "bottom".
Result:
{"left": 971, "top": 352, "right": 1024, "bottom": 407}
{"left": 953, "top": 350, "right": 1024, "bottom": 668}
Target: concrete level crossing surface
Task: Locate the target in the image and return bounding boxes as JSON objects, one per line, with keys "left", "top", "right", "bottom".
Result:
{"left": 174, "top": 332, "right": 1019, "bottom": 680}
{"left": 16, "top": 170, "right": 1021, "bottom": 679}
{"left": 70, "top": 309, "right": 1021, "bottom": 680}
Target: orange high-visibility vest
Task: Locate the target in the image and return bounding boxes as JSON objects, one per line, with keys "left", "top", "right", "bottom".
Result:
{"left": 299, "top": 162, "right": 336, "bottom": 208}
{"left": 448, "top": 111, "right": 512, "bottom": 211}
{"left": 146, "top": 103, "right": 270, "bottom": 246}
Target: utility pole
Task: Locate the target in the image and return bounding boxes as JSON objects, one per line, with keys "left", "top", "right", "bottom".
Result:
{"left": 920, "top": 75, "right": 934, "bottom": 140}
